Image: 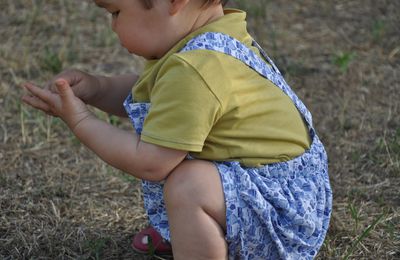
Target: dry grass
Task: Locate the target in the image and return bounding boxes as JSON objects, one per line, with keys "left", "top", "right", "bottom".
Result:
{"left": 1, "top": 0, "right": 399, "bottom": 259}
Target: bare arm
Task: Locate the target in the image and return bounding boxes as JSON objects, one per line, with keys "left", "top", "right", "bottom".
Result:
{"left": 89, "top": 73, "right": 139, "bottom": 117}
{"left": 22, "top": 80, "right": 187, "bottom": 181}
{"left": 72, "top": 115, "right": 187, "bottom": 181}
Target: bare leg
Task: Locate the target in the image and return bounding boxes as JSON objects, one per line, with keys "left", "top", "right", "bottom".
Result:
{"left": 164, "top": 160, "right": 228, "bottom": 260}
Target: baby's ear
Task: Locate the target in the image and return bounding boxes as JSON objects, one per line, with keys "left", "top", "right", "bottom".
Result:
{"left": 169, "top": 0, "right": 190, "bottom": 15}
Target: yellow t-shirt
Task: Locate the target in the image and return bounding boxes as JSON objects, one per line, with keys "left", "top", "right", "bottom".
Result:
{"left": 133, "top": 9, "right": 311, "bottom": 167}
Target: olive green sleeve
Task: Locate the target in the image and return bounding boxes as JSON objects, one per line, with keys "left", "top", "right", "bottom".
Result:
{"left": 140, "top": 55, "right": 221, "bottom": 152}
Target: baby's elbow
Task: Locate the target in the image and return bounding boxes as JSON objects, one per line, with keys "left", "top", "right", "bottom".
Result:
{"left": 123, "top": 142, "right": 187, "bottom": 182}
{"left": 143, "top": 168, "right": 170, "bottom": 182}
{"left": 126, "top": 164, "right": 170, "bottom": 182}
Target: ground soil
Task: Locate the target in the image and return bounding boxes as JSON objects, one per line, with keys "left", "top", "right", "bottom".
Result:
{"left": 1, "top": 0, "right": 399, "bottom": 259}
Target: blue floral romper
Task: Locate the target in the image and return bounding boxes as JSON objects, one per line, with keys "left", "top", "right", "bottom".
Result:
{"left": 123, "top": 32, "right": 332, "bottom": 260}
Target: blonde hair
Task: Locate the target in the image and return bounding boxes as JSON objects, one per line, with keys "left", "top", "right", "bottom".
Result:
{"left": 141, "top": 0, "right": 228, "bottom": 9}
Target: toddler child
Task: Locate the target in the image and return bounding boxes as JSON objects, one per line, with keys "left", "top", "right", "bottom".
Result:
{"left": 22, "top": 0, "right": 332, "bottom": 259}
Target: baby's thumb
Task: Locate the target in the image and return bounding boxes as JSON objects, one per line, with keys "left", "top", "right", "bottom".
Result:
{"left": 55, "top": 79, "right": 73, "bottom": 98}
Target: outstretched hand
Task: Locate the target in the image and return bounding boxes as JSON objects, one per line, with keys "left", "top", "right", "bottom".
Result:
{"left": 22, "top": 79, "right": 93, "bottom": 131}
{"left": 43, "top": 69, "right": 101, "bottom": 104}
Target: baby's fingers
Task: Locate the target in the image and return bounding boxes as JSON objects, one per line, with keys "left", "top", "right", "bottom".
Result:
{"left": 23, "top": 82, "right": 55, "bottom": 104}
{"left": 21, "top": 94, "right": 56, "bottom": 116}
{"left": 21, "top": 82, "right": 59, "bottom": 115}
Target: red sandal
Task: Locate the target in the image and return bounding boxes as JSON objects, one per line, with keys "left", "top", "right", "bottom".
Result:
{"left": 131, "top": 226, "right": 173, "bottom": 256}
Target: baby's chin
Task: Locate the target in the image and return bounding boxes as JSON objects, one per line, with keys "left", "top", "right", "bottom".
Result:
{"left": 121, "top": 43, "right": 162, "bottom": 59}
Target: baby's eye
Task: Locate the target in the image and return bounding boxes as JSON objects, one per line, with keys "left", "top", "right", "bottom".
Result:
{"left": 111, "top": 10, "right": 120, "bottom": 19}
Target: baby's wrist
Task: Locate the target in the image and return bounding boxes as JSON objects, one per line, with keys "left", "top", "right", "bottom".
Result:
{"left": 68, "top": 111, "right": 95, "bottom": 134}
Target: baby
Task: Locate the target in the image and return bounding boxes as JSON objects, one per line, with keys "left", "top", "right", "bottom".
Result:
{"left": 22, "top": 0, "right": 332, "bottom": 259}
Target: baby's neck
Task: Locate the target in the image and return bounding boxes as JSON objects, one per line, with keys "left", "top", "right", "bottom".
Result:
{"left": 188, "top": 4, "right": 224, "bottom": 34}
{"left": 151, "top": 3, "right": 225, "bottom": 60}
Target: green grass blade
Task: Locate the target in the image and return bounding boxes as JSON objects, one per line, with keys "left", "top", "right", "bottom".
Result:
{"left": 343, "top": 213, "right": 385, "bottom": 260}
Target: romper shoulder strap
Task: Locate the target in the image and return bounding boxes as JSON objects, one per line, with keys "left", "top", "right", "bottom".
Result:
{"left": 180, "top": 32, "right": 315, "bottom": 136}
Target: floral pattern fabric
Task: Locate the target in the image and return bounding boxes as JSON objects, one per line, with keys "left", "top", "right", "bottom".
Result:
{"left": 123, "top": 32, "right": 332, "bottom": 260}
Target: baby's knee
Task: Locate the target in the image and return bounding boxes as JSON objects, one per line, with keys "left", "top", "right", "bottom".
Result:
{"left": 163, "top": 160, "right": 207, "bottom": 208}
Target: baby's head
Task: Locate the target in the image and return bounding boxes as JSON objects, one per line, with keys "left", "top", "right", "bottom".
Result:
{"left": 94, "top": 0, "right": 227, "bottom": 59}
